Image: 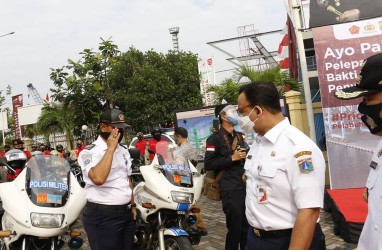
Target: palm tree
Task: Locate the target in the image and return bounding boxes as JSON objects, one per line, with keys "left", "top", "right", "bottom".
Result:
{"left": 36, "top": 103, "right": 75, "bottom": 149}
{"left": 235, "top": 65, "right": 300, "bottom": 95}
{"left": 207, "top": 78, "right": 244, "bottom": 105}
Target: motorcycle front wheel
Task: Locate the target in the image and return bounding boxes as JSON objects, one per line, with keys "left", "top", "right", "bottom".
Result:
{"left": 161, "top": 236, "right": 192, "bottom": 250}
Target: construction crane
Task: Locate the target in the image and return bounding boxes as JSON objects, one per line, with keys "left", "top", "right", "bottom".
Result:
{"left": 27, "top": 83, "right": 43, "bottom": 104}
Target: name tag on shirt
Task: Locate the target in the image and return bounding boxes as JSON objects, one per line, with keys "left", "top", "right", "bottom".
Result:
{"left": 370, "top": 161, "right": 378, "bottom": 170}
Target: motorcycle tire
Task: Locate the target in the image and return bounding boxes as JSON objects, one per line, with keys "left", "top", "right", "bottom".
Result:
{"left": 162, "top": 236, "right": 192, "bottom": 250}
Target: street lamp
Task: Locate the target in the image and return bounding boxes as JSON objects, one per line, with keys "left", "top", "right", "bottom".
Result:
{"left": 0, "top": 32, "right": 15, "bottom": 39}
{"left": 81, "top": 125, "right": 88, "bottom": 143}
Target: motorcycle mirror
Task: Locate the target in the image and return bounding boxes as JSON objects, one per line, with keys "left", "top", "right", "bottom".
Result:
{"left": 128, "top": 148, "right": 140, "bottom": 160}
{"left": 0, "top": 156, "right": 7, "bottom": 166}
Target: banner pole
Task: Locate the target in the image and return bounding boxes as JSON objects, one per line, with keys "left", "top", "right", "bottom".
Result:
{"left": 289, "top": 0, "right": 317, "bottom": 142}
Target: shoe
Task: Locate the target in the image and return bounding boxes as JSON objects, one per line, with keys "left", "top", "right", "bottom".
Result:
{"left": 200, "top": 230, "right": 208, "bottom": 236}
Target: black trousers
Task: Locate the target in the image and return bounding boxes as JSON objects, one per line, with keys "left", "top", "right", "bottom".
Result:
{"left": 83, "top": 204, "right": 136, "bottom": 250}
{"left": 245, "top": 223, "right": 326, "bottom": 250}
{"left": 221, "top": 190, "right": 249, "bottom": 250}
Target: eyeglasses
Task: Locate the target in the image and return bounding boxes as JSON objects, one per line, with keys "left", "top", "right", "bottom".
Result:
{"left": 237, "top": 104, "right": 253, "bottom": 117}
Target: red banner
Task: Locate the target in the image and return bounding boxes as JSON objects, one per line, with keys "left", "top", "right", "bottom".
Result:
{"left": 12, "top": 94, "right": 23, "bottom": 139}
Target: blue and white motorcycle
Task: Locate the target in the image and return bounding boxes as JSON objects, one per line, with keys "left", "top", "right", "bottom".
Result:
{"left": 131, "top": 141, "right": 204, "bottom": 250}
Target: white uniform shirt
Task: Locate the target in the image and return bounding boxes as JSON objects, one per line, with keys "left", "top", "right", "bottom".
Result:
{"left": 245, "top": 118, "right": 325, "bottom": 230}
{"left": 78, "top": 136, "right": 132, "bottom": 205}
{"left": 358, "top": 140, "right": 382, "bottom": 250}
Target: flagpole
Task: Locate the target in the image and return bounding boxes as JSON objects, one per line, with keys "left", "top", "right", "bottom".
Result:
{"left": 289, "top": 0, "right": 317, "bottom": 142}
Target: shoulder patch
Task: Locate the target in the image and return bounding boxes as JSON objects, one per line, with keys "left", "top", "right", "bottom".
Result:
{"left": 298, "top": 157, "right": 314, "bottom": 174}
{"left": 294, "top": 151, "right": 312, "bottom": 158}
{"left": 81, "top": 154, "right": 92, "bottom": 166}
{"left": 85, "top": 144, "right": 96, "bottom": 150}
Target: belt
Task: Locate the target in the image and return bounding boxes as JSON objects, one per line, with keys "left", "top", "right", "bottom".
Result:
{"left": 86, "top": 201, "right": 132, "bottom": 211}
{"left": 251, "top": 227, "right": 292, "bottom": 238}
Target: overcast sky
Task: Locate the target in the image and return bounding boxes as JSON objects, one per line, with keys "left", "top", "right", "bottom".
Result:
{"left": 0, "top": 0, "right": 287, "bottom": 106}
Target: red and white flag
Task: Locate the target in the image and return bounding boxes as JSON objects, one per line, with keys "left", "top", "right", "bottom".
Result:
{"left": 206, "top": 145, "right": 215, "bottom": 152}
{"left": 45, "top": 93, "right": 50, "bottom": 103}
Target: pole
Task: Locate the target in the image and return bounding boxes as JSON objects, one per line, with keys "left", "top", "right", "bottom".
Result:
{"left": 289, "top": 0, "right": 317, "bottom": 142}
{"left": 0, "top": 32, "right": 15, "bottom": 38}
{"left": 1, "top": 111, "right": 5, "bottom": 146}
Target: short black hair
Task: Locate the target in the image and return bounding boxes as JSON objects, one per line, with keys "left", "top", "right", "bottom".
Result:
{"left": 174, "top": 127, "right": 188, "bottom": 138}
{"left": 239, "top": 82, "right": 281, "bottom": 114}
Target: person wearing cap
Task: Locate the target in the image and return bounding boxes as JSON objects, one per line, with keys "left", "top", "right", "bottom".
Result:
{"left": 12, "top": 138, "right": 31, "bottom": 160}
{"left": 334, "top": 53, "right": 382, "bottom": 250}
{"left": 237, "top": 82, "right": 326, "bottom": 250}
{"left": 135, "top": 132, "right": 147, "bottom": 157}
{"left": 78, "top": 108, "right": 136, "bottom": 250}
{"left": 204, "top": 104, "right": 249, "bottom": 250}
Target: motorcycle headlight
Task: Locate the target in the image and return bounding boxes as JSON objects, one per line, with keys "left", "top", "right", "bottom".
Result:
{"left": 171, "top": 191, "right": 194, "bottom": 204}
{"left": 30, "top": 213, "right": 64, "bottom": 228}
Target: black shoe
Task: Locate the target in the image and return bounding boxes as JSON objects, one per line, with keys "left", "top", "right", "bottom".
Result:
{"left": 200, "top": 230, "right": 208, "bottom": 236}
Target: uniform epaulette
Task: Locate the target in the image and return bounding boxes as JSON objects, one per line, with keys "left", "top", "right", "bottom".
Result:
{"left": 119, "top": 143, "right": 127, "bottom": 149}
{"left": 85, "top": 144, "right": 96, "bottom": 150}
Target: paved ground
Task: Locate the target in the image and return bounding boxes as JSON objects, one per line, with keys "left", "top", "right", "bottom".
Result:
{"left": 63, "top": 195, "right": 358, "bottom": 250}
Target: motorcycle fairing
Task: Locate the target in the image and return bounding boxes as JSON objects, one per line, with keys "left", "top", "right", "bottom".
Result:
{"left": 163, "top": 227, "right": 189, "bottom": 236}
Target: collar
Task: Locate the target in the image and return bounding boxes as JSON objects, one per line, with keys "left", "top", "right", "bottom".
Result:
{"left": 219, "top": 127, "right": 235, "bottom": 137}
{"left": 94, "top": 136, "right": 108, "bottom": 151}
{"left": 263, "top": 118, "right": 290, "bottom": 144}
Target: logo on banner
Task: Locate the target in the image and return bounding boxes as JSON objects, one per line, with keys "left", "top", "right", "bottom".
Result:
{"left": 349, "top": 25, "right": 360, "bottom": 35}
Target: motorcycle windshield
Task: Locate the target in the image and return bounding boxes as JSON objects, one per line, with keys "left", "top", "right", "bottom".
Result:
{"left": 156, "top": 141, "right": 193, "bottom": 188}
{"left": 25, "top": 155, "right": 70, "bottom": 207}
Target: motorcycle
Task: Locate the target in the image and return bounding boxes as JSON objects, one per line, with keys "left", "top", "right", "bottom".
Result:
{"left": 131, "top": 141, "right": 204, "bottom": 250}
{"left": 0, "top": 154, "right": 86, "bottom": 250}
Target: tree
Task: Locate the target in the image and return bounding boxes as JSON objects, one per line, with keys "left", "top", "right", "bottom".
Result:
{"left": 207, "top": 78, "right": 243, "bottom": 105}
{"left": 35, "top": 103, "right": 75, "bottom": 149}
{"left": 99, "top": 48, "right": 203, "bottom": 131}
{"left": 236, "top": 65, "right": 300, "bottom": 95}
{"left": 49, "top": 39, "right": 202, "bottom": 134}
{"left": 50, "top": 38, "right": 121, "bottom": 130}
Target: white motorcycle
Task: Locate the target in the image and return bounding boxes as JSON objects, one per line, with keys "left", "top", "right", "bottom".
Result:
{"left": 131, "top": 141, "right": 204, "bottom": 250}
{"left": 0, "top": 154, "right": 86, "bottom": 250}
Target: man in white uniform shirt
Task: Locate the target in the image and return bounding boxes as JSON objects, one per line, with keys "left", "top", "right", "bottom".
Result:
{"left": 79, "top": 108, "right": 136, "bottom": 250}
{"left": 237, "top": 82, "right": 326, "bottom": 250}
{"left": 335, "top": 53, "right": 382, "bottom": 250}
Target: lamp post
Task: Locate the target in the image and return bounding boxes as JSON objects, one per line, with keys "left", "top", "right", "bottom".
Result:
{"left": 81, "top": 125, "right": 88, "bottom": 144}
{"left": 0, "top": 32, "right": 15, "bottom": 39}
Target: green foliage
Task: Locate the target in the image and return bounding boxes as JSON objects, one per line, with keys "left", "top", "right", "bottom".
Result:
{"left": 47, "top": 38, "right": 202, "bottom": 134}
{"left": 36, "top": 103, "right": 75, "bottom": 148}
{"left": 207, "top": 78, "right": 244, "bottom": 105}
{"left": 235, "top": 65, "right": 300, "bottom": 95}
{"left": 109, "top": 49, "right": 202, "bottom": 131}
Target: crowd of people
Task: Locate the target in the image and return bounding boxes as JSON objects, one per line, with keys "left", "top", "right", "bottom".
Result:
{"left": 1, "top": 54, "right": 381, "bottom": 250}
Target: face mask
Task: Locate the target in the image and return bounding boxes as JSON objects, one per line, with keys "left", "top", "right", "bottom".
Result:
{"left": 118, "top": 128, "right": 124, "bottom": 142}
{"left": 358, "top": 101, "right": 382, "bottom": 134}
{"left": 153, "top": 134, "right": 161, "bottom": 141}
{"left": 226, "top": 112, "right": 239, "bottom": 126}
{"left": 238, "top": 107, "right": 260, "bottom": 134}
{"left": 101, "top": 128, "right": 124, "bottom": 142}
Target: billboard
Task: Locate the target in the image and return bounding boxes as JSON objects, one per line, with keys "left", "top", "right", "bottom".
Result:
{"left": 198, "top": 57, "right": 216, "bottom": 106}
{"left": 313, "top": 17, "right": 382, "bottom": 188}
{"left": 18, "top": 104, "right": 44, "bottom": 126}
{"left": 0, "top": 111, "right": 8, "bottom": 131}
{"left": 308, "top": 0, "right": 382, "bottom": 28}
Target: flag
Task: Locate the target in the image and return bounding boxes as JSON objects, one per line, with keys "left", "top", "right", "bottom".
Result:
{"left": 277, "top": 16, "right": 298, "bottom": 79}
{"left": 45, "top": 93, "right": 49, "bottom": 103}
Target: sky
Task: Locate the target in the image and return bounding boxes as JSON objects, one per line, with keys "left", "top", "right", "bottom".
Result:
{"left": 0, "top": 0, "right": 287, "bottom": 107}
